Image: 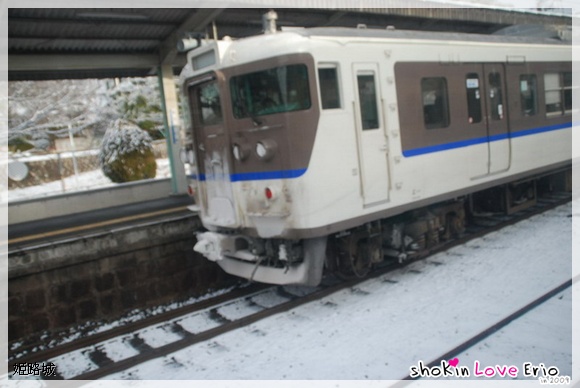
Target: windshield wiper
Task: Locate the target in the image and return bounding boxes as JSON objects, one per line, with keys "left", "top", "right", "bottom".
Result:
{"left": 236, "top": 99, "right": 262, "bottom": 126}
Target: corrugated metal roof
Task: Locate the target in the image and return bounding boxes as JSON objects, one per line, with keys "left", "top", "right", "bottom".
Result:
{"left": 9, "top": 38, "right": 161, "bottom": 53}
{"left": 8, "top": 7, "right": 572, "bottom": 80}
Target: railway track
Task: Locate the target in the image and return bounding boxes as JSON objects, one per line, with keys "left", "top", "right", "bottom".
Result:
{"left": 395, "top": 276, "right": 575, "bottom": 384}
{"left": 9, "top": 191, "right": 571, "bottom": 380}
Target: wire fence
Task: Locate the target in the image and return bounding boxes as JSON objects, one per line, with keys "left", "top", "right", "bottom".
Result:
{"left": 7, "top": 140, "right": 170, "bottom": 202}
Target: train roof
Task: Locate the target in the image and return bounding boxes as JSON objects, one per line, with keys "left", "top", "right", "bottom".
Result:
{"left": 180, "top": 25, "right": 570, "bottom": 82}
{"left": 288, "top": 26, "right": 571, "bottom": 46}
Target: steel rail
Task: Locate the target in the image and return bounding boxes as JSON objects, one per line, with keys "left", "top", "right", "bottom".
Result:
{"left": 8, "top": 283, "right": 268, "bottom": 373}
{"left": 394, "top": 276, "right": 575, "bottom": 384}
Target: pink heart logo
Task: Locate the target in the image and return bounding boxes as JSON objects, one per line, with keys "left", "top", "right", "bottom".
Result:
{"left": 448, "top": 358, "right": 459, "bottom": 367}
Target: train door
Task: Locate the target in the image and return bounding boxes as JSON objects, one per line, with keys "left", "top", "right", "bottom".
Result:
{"left": 353, "top": 63, "right": 390, "bottom": 207}
{"left": 483, "top": 64, "right": 511, "bottom": 174}
{"left": 188, "top": 73, "right": 238, "bottom": 227}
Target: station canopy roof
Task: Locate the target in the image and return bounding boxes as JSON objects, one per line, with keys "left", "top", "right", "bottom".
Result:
{"left": 8, "top": 7, "right": 572, "bottom": 81}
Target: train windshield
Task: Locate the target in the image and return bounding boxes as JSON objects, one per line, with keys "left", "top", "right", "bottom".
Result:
{"left": 230, "top": 64, "right": 311, "bottom": 119}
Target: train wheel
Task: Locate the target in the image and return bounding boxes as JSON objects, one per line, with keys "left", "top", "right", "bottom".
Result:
{"left": 350, "top": 240, "right": 372, "bottom": 278}
{"left": 446, "top": 213, "right": 465, "bottom": 239}
{"left": 330, "top": 235, "right": 373, "bottom": 279}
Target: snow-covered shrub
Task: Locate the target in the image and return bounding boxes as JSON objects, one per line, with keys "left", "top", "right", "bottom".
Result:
{"left": 99, "top": 119, "right": 157, "bottom": 183}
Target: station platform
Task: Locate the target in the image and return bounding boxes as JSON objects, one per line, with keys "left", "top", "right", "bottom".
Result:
{"left": 8, "top": 195, "right": 194, "bottom": 249}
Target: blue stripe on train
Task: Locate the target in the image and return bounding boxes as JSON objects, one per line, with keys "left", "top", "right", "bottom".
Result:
{"left": 188, "top": 168, "right": 307, "bottom": 182}
{"left": 230, "top": 168, "right": 307, "bottom": 182}
{"left": 187, "top": 121, "right": 572, "bottom": 182}
{"left": 402, "top": 122, "right": 572, "bottom": 157}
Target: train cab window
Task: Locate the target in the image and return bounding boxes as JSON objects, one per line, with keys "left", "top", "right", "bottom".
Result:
{"left": 520, "top": 74, "right": 538, "bottom": 116}
{"left": 318, "top": 67, "right": 341, "bottom": 109}
{"left": 488, "top": 72, "right": 504, "bottom": 121}
{"left": 421, "top": 77, "right": 450, "bottom": 129}
{"left": 357, "top": 74, "right": 379, "bottom": 130}
{"left": 230, "top": 64, "right": 311, "bottom": 119}
{"left": 465, "top": 74, "right": 482, "bottom": 124}
{"left": 544, "top": 72, "right": 573, "bottom": 117}
{"left": 196, "top": 81, "right": 223, "bottom": 126}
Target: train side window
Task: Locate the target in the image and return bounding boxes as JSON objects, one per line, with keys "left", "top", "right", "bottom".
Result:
{"left": 544, "top": 72, "right": 573, "bottom": 117}
{"left": 465, "top": 74, "right": 482, "bottom": 124}
{"left": 318, "top": 67, "right": 341, "bottom": 109}
{"left": 357, "top": 74, "right": 379, "bottom": 130}
{"left": 488, "top": 72, "right": 504, "bottom": 121}
{"left": 563, "top": 72, "right": 573, "bottom": 113}
{"left": 544, "top": 73, "right": 562, "bottom": 116}
{"left": 421, "top": 77, "right": 450, "bottom": 129}
{"left": 520, "top": 74, "right": 537, "bottom": 116}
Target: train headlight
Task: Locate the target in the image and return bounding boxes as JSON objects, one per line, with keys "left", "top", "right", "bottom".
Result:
{"left": 256, "top": 143, "right": 267, "bottom": 158}
{"left": 233, "top": 144, "right": 242, "bottom": 160}
{"left": 232, "top": 143, "right": 250, "bottom": 161}
{"left": 256, "top": 139, "right": 277, "bottom": 161}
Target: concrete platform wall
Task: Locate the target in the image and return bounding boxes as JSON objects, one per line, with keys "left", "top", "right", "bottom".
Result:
{"left": 8, "top": 215, "right": 235, "bottom": 343}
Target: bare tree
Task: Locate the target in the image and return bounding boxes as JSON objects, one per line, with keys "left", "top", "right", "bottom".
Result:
{"left": 8, "top": 77, "right": 164, "bottom": 151}
{"left": 9, "top": 79, "right": 108, "bottom": 150}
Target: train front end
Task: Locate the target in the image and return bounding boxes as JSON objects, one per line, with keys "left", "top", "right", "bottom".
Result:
{"left": 179, "top": 33, "right": 326, "bottom": 286}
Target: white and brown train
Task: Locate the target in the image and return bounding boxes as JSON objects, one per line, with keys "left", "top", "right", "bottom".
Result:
{"left": 178, "top": 26, "right": 573, "bottom": 286}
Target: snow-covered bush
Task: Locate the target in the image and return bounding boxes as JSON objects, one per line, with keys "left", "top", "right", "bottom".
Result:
{"left": 114, "top": 78, "right": 165, "bottom": 140}
{"left": 99, "top": 119, "right": 157, "bottom": 183}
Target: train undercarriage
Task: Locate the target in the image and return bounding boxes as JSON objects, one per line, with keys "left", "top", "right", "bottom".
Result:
{"left": 195, "top": 168, "right": 571, "bottom": 286}
{"left": 325, "top": 168, "right": 571, "bottom": 280}
{"left": 326, "top": 200, "right": 466, "bottom": 279}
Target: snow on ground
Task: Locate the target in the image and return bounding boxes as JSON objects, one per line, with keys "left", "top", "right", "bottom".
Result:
{"left": 451, "top": 286, "right": 572, "bottom": 380}
{"left": 71, "top": 202, "right": 573, "bottom": 385}
{"left": 7, "top": 158, "right": 171, "bottom": 202}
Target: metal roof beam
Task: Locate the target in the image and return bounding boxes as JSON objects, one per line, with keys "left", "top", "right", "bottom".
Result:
{"left": 329, "top": 7, "right": 571, "bottom": 26}
{"left": 9, "top": 53, "right": 159, "bottom": 72}
{"left": 323, "top": 11, "right": 347, "bottom": 26}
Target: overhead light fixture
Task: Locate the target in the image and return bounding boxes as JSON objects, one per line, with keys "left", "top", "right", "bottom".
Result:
{"left": 75, "top": 11, "right": 150, "bottom": 21}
